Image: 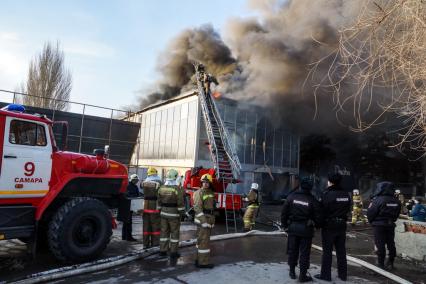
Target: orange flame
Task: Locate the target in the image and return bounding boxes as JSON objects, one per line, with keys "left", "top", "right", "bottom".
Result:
{"left": 212, "top": 91, "right": 222, "bottom": 99}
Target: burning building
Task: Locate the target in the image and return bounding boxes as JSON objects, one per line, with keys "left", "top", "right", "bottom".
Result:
{"left": 128, "top": 90, "right": 299, "bottom": 200}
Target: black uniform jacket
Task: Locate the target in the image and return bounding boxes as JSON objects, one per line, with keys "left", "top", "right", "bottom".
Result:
{"left": 281, "top": 188, "right": 322, "bottom": 237}
{"left": 117, "top": 183, "right": 139, "bottom": 222}
{"left": 321, "top": 185, "right": 351, "bottom": 230}
{"left": 367, "top": 184, "right": 401, "bottom": 227}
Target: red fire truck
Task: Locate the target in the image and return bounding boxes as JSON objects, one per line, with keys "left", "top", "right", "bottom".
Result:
{"left": 183, "top": 167, "right": 243, "bottom": 212}
{"left": 0, "top": 104, "right": 128, "bottom": 262}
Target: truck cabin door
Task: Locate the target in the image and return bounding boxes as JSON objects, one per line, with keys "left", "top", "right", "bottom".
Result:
{"left": 0, "top": 117, "right": 52, "bottom": 198}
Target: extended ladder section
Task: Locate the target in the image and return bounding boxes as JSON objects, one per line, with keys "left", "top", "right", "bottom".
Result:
{"left": 194, "top": 63, "right": 242, "bottom": 232}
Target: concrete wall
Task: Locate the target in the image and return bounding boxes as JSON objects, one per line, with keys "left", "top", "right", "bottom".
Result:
{"left": 395, "top": 219, "right": 426, "bottom": 262}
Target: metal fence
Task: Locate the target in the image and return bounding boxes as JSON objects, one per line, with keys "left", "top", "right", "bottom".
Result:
{"left": 0, "top": 89, "right": 140, "bottom": 165}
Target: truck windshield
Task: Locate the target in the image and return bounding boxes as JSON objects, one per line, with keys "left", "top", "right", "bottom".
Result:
{"left": 9, "top": 119, "right": 47, "bottom": 146}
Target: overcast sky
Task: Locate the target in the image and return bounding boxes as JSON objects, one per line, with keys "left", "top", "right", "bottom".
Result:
{"left": 0, "top": 0, "right": 251, "bottom": 114}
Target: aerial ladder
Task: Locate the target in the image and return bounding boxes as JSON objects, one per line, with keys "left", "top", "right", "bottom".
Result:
{"left": 193, "top": 63, "right": 242, "bottom": 232}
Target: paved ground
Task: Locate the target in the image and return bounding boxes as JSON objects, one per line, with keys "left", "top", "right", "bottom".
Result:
{"left": 49, "top": 236, "right": 384, "bottom": 284}
{"left": 0, "top": 205, "right": 425, "bottom": 283}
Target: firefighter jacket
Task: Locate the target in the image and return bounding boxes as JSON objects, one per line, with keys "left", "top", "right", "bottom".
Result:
{"left": 157, "top": 185, "right": 185, "bottom": 219}
{"left": 194, "top": 187, "right": 216, "bottom": 228}
{"left": 321, "top": 185, "right": 351, "bottom": 230}
{"left": 141, "top": 180, "right": 160, "bottom": 212}
{"left": 247, "top": 189, "right": 260, "bottom": 208}
{"left": 367, "top": 183, "right": 401, "bottom": 227}
{"left": 353, "top": 195, "right": 363, "bottom": 208}
{"left": 281, "top": 188, "right": 321, "bottom": 237}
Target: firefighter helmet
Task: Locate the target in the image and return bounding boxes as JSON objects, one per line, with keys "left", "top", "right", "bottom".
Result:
{"left": 129, "top": 174, "right": 139, "bottom": 181}
{"left": 197, "top": 63, "right": 205, "bottom": 72}
{"left": 353, "top": 189, "right": 359, "bottom": 195}
{"left": 251, "top": 183, "right": 259, "bottom": 190}
{"left": 147, "top": 167, "right": 158, "bottom": 176}
{"left": 201, "top": 174, "right": 213, "bottom": 183}
{"left": 166, "top": 169, "right": 179, "bottom": 180}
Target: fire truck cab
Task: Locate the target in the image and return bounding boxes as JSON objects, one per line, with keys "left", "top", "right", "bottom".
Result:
{"left": 0, "top": 104, "right": 128, "bottom": 262}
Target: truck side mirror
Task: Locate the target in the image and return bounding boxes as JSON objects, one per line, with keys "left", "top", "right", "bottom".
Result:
{"left": 104, "top": 145, "right": 110, "bottom": 157}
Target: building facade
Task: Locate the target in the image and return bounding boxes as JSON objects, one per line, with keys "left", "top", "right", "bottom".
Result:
{"left": 129, "top": 91, "right": 299, "bottom": 200}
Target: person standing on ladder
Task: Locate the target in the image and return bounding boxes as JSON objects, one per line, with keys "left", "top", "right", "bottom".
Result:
{"left": 157, "top": 169, "right": 185, "bottom": 258}
{"left": 140, "top": 167, "right": 162, "bottom": 248}
{"left": 196, "top": 63, "right": 218, "bottom": 94}
{"left": 243, "top": 183, "right": 260, "bottom": 231}
{"left": 194, "top": 174, "right": 216, "bottom": 268}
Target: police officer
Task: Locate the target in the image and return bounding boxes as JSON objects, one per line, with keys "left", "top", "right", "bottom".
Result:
{"left": 314, "top": 173, "right": 351, "bottom": 282}
{"left": 117, "top": 174, "right": 140, "bottom": 242}
{"left": 281, "top": 177, "right": 321, "bottom": 282}
{"left": 194, "top": 174, "right": 216, "bottom": 269}
{"left": 140, "top": 167, "right": 162, "bottom": 248}
{"left": 351, "top": 189, "right": 367, "bottom": 225}
{"left": 367, "top": 182, "right": 401, "bottom": 270}
{"left": 157, "top": 169, "right": 185, "bottom": 258}
{"left": 243, "top": 183, "right": 260, "bottom": 231}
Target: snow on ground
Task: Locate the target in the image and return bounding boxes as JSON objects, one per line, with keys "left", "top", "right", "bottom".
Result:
{"left": 131, "top": 261, "right": 377, "bottom": 284}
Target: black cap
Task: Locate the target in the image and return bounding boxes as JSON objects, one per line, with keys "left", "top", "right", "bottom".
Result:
{"left": 300, "top": 177, "right": 313, "bottom": 190}
{"left": 328, "top": 172, "right": 342, "bottom": 185}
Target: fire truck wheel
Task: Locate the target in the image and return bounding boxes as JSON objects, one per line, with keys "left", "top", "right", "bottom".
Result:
{"left": 48, "top": 197, "right": 112, "bottom": 262}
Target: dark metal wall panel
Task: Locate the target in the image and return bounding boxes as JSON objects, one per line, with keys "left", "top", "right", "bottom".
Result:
{"left": 0, "top": 102, "right": 140, "bottom": 165}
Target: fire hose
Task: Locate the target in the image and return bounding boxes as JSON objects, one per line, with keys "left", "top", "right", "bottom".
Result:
{"left": 254, "top": 209, "right": 411, "bottom": 284}
{"left": 9, "top": 230, "right": 412, "bottom": 284}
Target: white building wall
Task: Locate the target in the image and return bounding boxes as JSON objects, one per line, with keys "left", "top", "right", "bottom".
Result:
{"left": 129, "top": 92, "right": 300, "bottom": 198}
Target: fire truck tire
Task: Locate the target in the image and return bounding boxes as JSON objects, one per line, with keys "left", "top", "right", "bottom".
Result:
{"left": 48, "top": 197, "right": 112, "bottom": 262}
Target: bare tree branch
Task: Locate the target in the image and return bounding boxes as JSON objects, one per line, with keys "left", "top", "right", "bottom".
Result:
{"left": 312, "top": 0, "right": 426, "bottom": 154}
{"left": 22, "top": 41, "right": 72, "bottom": 110}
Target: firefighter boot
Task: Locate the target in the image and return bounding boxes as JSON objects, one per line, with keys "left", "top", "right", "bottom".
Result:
{"left": 289, "top": 266, "right": 296, "bottom": 279}
{"left": 195, "top": 262, "right": 215, "bottom": 269}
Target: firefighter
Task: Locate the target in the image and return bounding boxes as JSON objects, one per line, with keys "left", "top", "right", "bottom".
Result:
{"left": 367, "top": 182, "right": 401, "bottom": 270}
{"left": 117, "top": 174, "right": 140, "bottom": 242}
{"left": 281, "top": 177, "right": 321, "bottom": 282}
{"left": 194, "top": 174, "right": 216, "bottom": 269}
{"left": 395, "top": 189, "right": 406, "bottom": 215}
{"left": 351, "top": 189, "right": 367, "bottom": 225}
{"left": 243, "top": 183, "right": 260, "bottom": 231}
{"left": 197, "top": 63, "right": 218, "bottom": 94}
{"left": 315, "top": 173, "right": 351, "bottom": 282}
{"left": 140, "top": 167, "right": 162, "bottom": 248}
{"left": 157, "top": 169, "right": 185, "bottom": 258}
